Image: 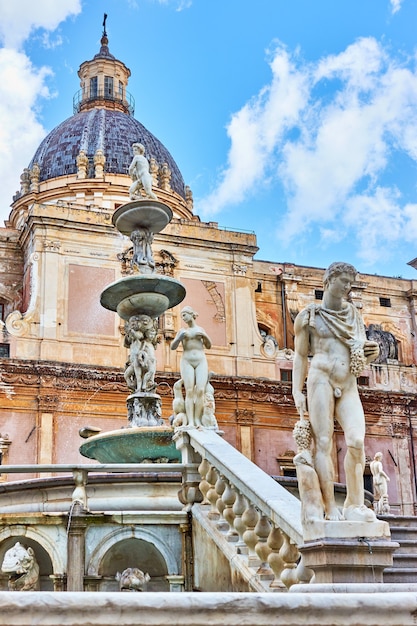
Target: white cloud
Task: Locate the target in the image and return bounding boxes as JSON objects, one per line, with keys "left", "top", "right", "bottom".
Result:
{"left": 154, "top": 0, "right": 192, "bottom": 10}
{"left": 0, "top": 1, "right": 81, "bottom": 49}
{"left": 390, "top": 0, "right": 402, "bottom": 14}
{"left": 344, "top": 187, "right": 404, "bottom": 264}
{"left": 198, "top": 43, "right": 309, "bottom": 214}
{"left": 0, "top": 1, "right": 82, "bottom": 223}
{"left": 198, "top": 36, "right": 417, "bottom": 267}
{"left": 0, "top": 49, "right": 53, "bottom": 215}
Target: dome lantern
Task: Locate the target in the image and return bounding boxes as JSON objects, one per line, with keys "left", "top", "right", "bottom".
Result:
{"left": 73, "top": 14, "right": 134, "bottom": 115}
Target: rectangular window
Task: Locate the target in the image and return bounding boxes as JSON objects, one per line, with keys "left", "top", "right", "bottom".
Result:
{"left": 283, "top": 468, "right": 297, "bottom": 478}
{"left": 0, "top": 344, "right": 10, "bottom": 358}
{"left": 118, "top": 81, "right": 124, "bottom": 98}
{"left": 315, "top": 289, "right": 323, "bottom": 300}
{"left": 357, "top": 376, "right": 369, "bottom": 386}
{"left": 379, "top": 297, "right": 391, "bottom": 307}
{"left": 90, "top": 76, "right": 98, "bottom": 98}
{"left": 104, "top": 76, "right": 114, "bottom": 97}
{"left": 280, "top": 369, "right": 292, "bottom": 382}
{"left": 0, "top": 303, "right": 4, "bottom": 321}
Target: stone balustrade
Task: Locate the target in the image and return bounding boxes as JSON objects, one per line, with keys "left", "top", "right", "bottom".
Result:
{"left": 174, "top": 428, "right": 307, "bottom": 589}
{"left": 0, "top": 463, "right": 183, "bottom": 513}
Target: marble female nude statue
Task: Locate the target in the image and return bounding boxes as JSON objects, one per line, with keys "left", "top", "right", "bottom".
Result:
{"left": 292, "top": 261, "right": 380, "bottom": 522}
{"left": 370, "top": 452, "right": 390, "bottom": 514}
{"left": 171, "top": 306, "right": 212, "bottom": 427}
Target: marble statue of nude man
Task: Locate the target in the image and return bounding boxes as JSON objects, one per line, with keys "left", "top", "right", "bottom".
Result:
{"left": 171, "top": 306, "right": 212, "bottom": 427}
{"left": 128, "top": 142, "right": 157, "bottom": 200}
{"left": 292, "top": 261, "right": 380, "bottom": 522}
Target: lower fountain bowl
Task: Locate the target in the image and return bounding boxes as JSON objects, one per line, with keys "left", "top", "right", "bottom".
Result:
{"left": 79, "top": 427, "right": 180, "bottom": 463}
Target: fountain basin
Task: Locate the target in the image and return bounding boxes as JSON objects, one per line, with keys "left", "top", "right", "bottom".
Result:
{"left": 100, "top": 274, "right": 186, "bottom": 320}
{"left": 79, "top": 426, "right": 180, "bottom": 463}
{"left": 112, "top": 200, "right": 173, "bottom": 235}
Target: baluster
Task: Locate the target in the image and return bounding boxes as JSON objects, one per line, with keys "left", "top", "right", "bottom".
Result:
{"left": 267, "top": 526, "right": 285, "bottom": 589}
{"left": 233, "top": 491, "right": 247, "bottom": 552}
{"left": 222, "top": 480, "right": 238, "bottom": 541}
{"left": 198, "top": 458, "right": 211, "bottom": 504}
{"left": 206, "top": 464, "right": 220, "bottom": 520}
{"left": 215, "top": 473, "right": 228, "bottom": 531}
{"left": 242, "top": 503, "right": 260, "bottom": 567}
{"left": 254, "top": 514, "right": 273, "bottom": 580}
{"left": 295, "top": 555, "right": 314, "bottom": 584}
{"left": 279, "top": 532, "right": 300, "bottom": 589}
{"left": 72, "top": 469, "right": 88, "bottom": 510}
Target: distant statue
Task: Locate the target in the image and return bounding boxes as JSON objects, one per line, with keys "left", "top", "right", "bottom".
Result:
{"left": 124, "top": 315, "right": 158, "bottom": 393}
{"left": 370, "top": 452, "right": 390, "bottom": 515}
{"left": 116, "top": 567, "right": 150, "bottom": 592}
{"left": 128, "top": 143, "right": 157, "bottom": 200}
{"left": 20, "top": 168, "right": 31, "bottom": 195}
{"left": 130, "top": 228, "right": 155, "bottom": 273}
{"left": 292, "top": 262, "right": 380, "bottom": 523}
{"left": 171, "top": 306, "right": 215, "bottom": 428}
{"left": 1, "top": 542, "right": 40, "bottom": 591}
{"left": 30, "top": 162, "right": 40, "bottom": 192}
{"left": 159, "top": 162, "right": 171, "bottom": 190}
{"left": 76, "top": 150, "right": 89, "bottom": 179}
{"left": 94, "top": 149, "right": 105, "bottom": 178}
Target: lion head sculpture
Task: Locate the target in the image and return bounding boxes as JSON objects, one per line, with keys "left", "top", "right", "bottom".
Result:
{"left": 1, "top": 542, "right": 40, "bottom": 591}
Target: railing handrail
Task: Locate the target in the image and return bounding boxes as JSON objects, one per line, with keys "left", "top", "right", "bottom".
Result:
{"left": 72, "top": 88, "right": 135, "bottom": 115}
{"left": 0, "top": 463, "right": 185, "bottom": 474}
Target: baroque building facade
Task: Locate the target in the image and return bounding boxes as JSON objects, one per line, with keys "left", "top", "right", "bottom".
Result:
{"left": 0, "top": 30, "right": 416, "bottom": 523}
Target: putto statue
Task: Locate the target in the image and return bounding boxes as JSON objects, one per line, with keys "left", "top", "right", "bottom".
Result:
{"left": 292, "top": 262, "right": 379, "bottom": 523}
{"left": 1, "top": 542, "right": 40, "bottom": 591}
{"left": 124, "top": 315, "right": 158, "bottom": 394}
{"left": 128, "top": 142, "right": 157, "bottom": 200}
{"left": 370, "top": 452, "right": 390, "bottom": 515}
{"left": 171, "top": 306, "right": 217, "bottom": 429}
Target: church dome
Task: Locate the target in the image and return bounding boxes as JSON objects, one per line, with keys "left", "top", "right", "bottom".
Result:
{"left": 29, "top": 108, "right": 186, "bottom": 199}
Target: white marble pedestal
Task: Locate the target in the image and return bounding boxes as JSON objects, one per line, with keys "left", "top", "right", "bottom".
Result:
{"left": 299, "top": 520, "right": 399, "bottom": 584}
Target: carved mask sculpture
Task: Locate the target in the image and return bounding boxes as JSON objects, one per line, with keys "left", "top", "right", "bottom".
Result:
{"left": 115, "top": 567, "right": 150, "bottom": 591}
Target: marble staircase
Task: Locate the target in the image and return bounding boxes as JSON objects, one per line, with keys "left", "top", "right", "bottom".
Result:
{"left": 383, "top": 515, "right": 417, "bottom": 583}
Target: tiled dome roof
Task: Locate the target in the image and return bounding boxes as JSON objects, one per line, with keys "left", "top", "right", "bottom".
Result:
{"left": 29, "top": 108, "right": 186, "bottom": 198}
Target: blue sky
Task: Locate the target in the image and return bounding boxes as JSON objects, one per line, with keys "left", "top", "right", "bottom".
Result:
{"left": 0, "top": 0, "right": 417, "bottom": 277}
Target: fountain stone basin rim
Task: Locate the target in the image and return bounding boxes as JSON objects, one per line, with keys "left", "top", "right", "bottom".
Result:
{"left": 100, "top": 274, "right": 186, "bottom": 320}
{"left": 112, "top": 200, "right": 173, "bottom": 235}
{"left": 79, "top": 426, "right": 181, "bottom": 464}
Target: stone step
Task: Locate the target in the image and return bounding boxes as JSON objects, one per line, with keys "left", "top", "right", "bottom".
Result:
{"left": 383, "top": 516, "right": 417, "bottom": 583}
{"left": 390, "top": 529, "right": 417, "bottom": 542}
{"left": 391, "top": 553, "right": 417, "bottom": 568}
{"left": 382, "top": 516, "right": 417, "bottom": 528}
{"left": 383, "top": 567, "right": 417, "bottom": 584}
{"left": 392, "top": 539, "right": 417, "bottom": 555}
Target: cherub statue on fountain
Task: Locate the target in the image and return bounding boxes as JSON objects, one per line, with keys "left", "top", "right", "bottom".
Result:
{"left": 128, "top": 143, "right": 157, "bottom": 200}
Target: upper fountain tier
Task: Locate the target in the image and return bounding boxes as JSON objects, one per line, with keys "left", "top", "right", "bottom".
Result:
{"left": 100, "top": 199, "right": 186, "bottom": 320}
{"left": 112, "top": 199, "right": 173, "bottom": 235}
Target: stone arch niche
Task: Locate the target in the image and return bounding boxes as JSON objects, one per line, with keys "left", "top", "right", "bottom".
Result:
{"left": 0, "top": 536, "right": 54, "bottom": 591}
{"left": 87, "top": 527, "right": 179, "bottom": 592}
{"left": 98, "top": 538, "right": 169, "bottom": 592}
